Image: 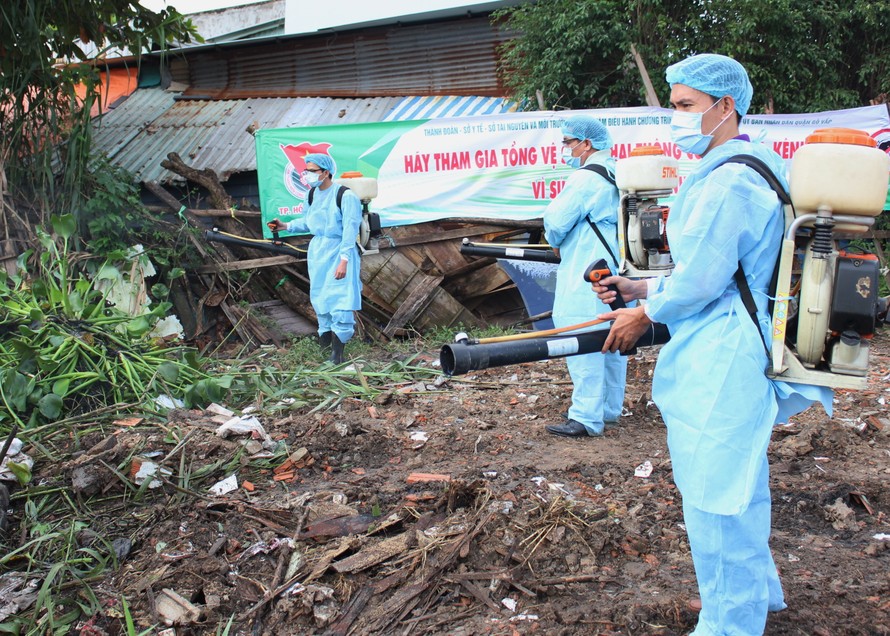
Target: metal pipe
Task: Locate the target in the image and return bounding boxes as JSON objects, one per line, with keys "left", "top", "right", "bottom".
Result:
{"left": 204, "top": 230, "right": 307, "bottom": 258}
{"left": 440, "top": 323, "right": 670, "bottom": 376}
{"left": 460, "top": 239, "right": 560, "bottom": 263}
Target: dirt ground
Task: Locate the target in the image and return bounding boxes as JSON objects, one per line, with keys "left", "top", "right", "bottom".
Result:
{"left": 12, "top": 329, "right": 890, "bottom": 635}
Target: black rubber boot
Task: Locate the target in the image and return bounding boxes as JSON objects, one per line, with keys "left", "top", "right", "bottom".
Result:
{"left": 318, "top": 331, "right": 333, "bottom": 350}
{"left": 329, "top": 335, "right": 346, "bottom": 364}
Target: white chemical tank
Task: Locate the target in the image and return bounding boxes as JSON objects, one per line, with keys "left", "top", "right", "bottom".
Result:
{"left": 614, "top": 146, "right": 680, "bottom": 193}
{"left": 335, "top": 171, "right": 378, "bottom": 201}
{"left": 790, "top": 128, "right": 889, "bottom": 217}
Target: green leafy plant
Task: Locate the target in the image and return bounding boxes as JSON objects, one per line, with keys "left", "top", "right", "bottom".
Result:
{"left": 0, "top": 214, "right": 211, "bottom": 428}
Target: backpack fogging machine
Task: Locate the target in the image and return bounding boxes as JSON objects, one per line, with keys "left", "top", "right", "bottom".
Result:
{"left": 441, "top": 128, "right": 890, "bottom": 388}
{"left": 614, "top": 146, "right": 679, "bottom": 278}
{"left": 766, "top": 128, "right": 889, "bottom": 389}
{"left": 337, "top": 172, "right": 384, "bottom": 256}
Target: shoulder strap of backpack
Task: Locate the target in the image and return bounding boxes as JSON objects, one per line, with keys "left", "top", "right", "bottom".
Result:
{"left": 578, "top": 163, "right": 619, "bottom": 269}
{"left": 336, "top": 185, "right": 347, "bottom": 209}
{"left": 580, "top": 162, "right": 616, "bottom": 186}
{"left": 307, "top": 185, "right": 349, "bottom": 209}
{"left": 721, "top": 154, "right": 792, "bottom": 205}
{"left": 720, "top": 154, "right": 794, "bottom": 359}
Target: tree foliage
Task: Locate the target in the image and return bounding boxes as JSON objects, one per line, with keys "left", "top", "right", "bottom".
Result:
{"left": 495, "top": 0, "right": 890, "bottom": 114}
{"left": 0, "top": 1, "right": 198, "bottom": 224}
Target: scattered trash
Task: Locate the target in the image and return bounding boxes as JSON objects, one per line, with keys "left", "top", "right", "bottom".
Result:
{"left": 482, "top": 471, "right": 498, "bottom": 478}
{"left": 154, "top": 395, "right": 185, "bottom": 410}
{"left": 0, "top": 439, "right": 33, "bottom": 485}
{"left": 131, "top": 459, "right": 171, "bottom": 489}
{"left": 206, "top": 403, "right": 234, "bottom": 417}
{"left": 501, "top": 597, "right": 517, "bottom": 611}
{"left": 206, "top": 403, "right": 235, "bottom": 423}
{"left": 634, "top": 460, "right": 653, "bottom": 478}
{"left": 239, "top": 537, "right": 294, "bottom": 560}
{"left": 873, "top": 533, "right": 890, "bottom": 541}
{"left": 215, "top": 415, "right": 275, "bottom": 449}
{"left": 209, "top": 474, "right": 238, "bottom": 496}
{"left": 547, "top": 482, "right": 570, "bottom": 496}
{"left": 409, "top": 431, "right": 429, "bottom": 448}
{"left": 334, "top": 421, "right": 351, "bottom": 437}
{"left": 0, "top": 572, "right": 39, "bottom": 621}
{"left": 155, "top": 588, "right": 203, "bottom": 626}
{"left": 300, "top": 584, "right": 338, "bottom": 628}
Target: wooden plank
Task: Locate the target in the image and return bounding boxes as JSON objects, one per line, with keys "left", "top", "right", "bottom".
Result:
{"left": 192, "top": 254, "right": 300, "bottom": 273}
{"left": 361, "top": 250, "right": 418, "bottom": 304}
{"left": 444, "top": 262, "right": 512, "bottom": 298}
{"left": 415, "top": 287, "right": 482, "bottom": 330}
{"left": 332, "top": 532, "right": 412, "bottom": 574}
{"left": 422, "top": 239, "right": 473, "bottom": 274}
{"left": 383, "top": 274, "right": 444, "bottom": 337}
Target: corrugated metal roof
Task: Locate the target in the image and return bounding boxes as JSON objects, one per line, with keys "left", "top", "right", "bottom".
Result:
{"left": 180, "top": 16, "right": 511, "bottom": 99}
{"left": 94, "top": 91, "right": 515, "bottom": 184}
{"left": 90, "top": 12, "right": 519, "bottom": 185}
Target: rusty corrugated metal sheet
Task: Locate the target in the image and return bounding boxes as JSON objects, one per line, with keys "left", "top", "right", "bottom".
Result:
{"left": 91, "top": 89, "right": 177, "bottom": 164}
{"left": 182, "top": 16, "right": 511, "bottom": 99}
{"left": 92, "top": 13, "right": 518, "bottom": 185}
{"left": 95, "top": 93, "right": 418, "bottom": 184}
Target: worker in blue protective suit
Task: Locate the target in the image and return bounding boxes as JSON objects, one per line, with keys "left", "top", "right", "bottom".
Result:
{"left": 542, "top": 114, "right": 627, "bottom": 438}
{"left": 268, "top": 153, "right": 363, "bottom": 364}
{"left": 593, "top": 54, "right": 833, "bottom": 635}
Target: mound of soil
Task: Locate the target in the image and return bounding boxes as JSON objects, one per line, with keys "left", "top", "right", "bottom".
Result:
{"left": 12, "top": 331, "right": 890, "bottom": 635}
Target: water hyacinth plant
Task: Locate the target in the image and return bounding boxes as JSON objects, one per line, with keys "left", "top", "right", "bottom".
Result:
{"left": 0, "top": 214, "right": 208, "bottom": 429}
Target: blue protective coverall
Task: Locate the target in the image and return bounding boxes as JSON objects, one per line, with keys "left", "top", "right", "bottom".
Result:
{"left": 286, "top": 186, "right": 363, "bottom": 342}
{"left": 544, "top": 150, "right": 627, "bottom": 435}
{"left": 643, "top": 139, "right": 833, "bottom": 635}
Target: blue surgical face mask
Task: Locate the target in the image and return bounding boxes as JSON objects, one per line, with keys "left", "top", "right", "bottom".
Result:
{"left": 670, "top": 98, "right": 732, "bottom": 155}
{"left": 561, "top": 142, "right": 582, "bottom": 169}
{"left": 303, "top": 171, "right": 322, "bottom": 187}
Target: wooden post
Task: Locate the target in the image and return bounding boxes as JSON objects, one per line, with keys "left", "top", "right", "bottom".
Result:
{"left": 630, "top": 43, "right": 661, "bottom": 108}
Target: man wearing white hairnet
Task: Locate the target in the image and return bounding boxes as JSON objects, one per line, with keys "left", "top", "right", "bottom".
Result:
{"left": 269, "top": 153, "right": 363, "bottom": 364}
{"left": 594, "top": 54, "right": 832, "bottom": 634}
{"left": 542, "top": 114, "right": 627, "bottom": 438}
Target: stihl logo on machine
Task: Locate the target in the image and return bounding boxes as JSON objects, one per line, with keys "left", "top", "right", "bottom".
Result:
{"left": 278, "top": 142, "right": 335, "bottom": 214}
